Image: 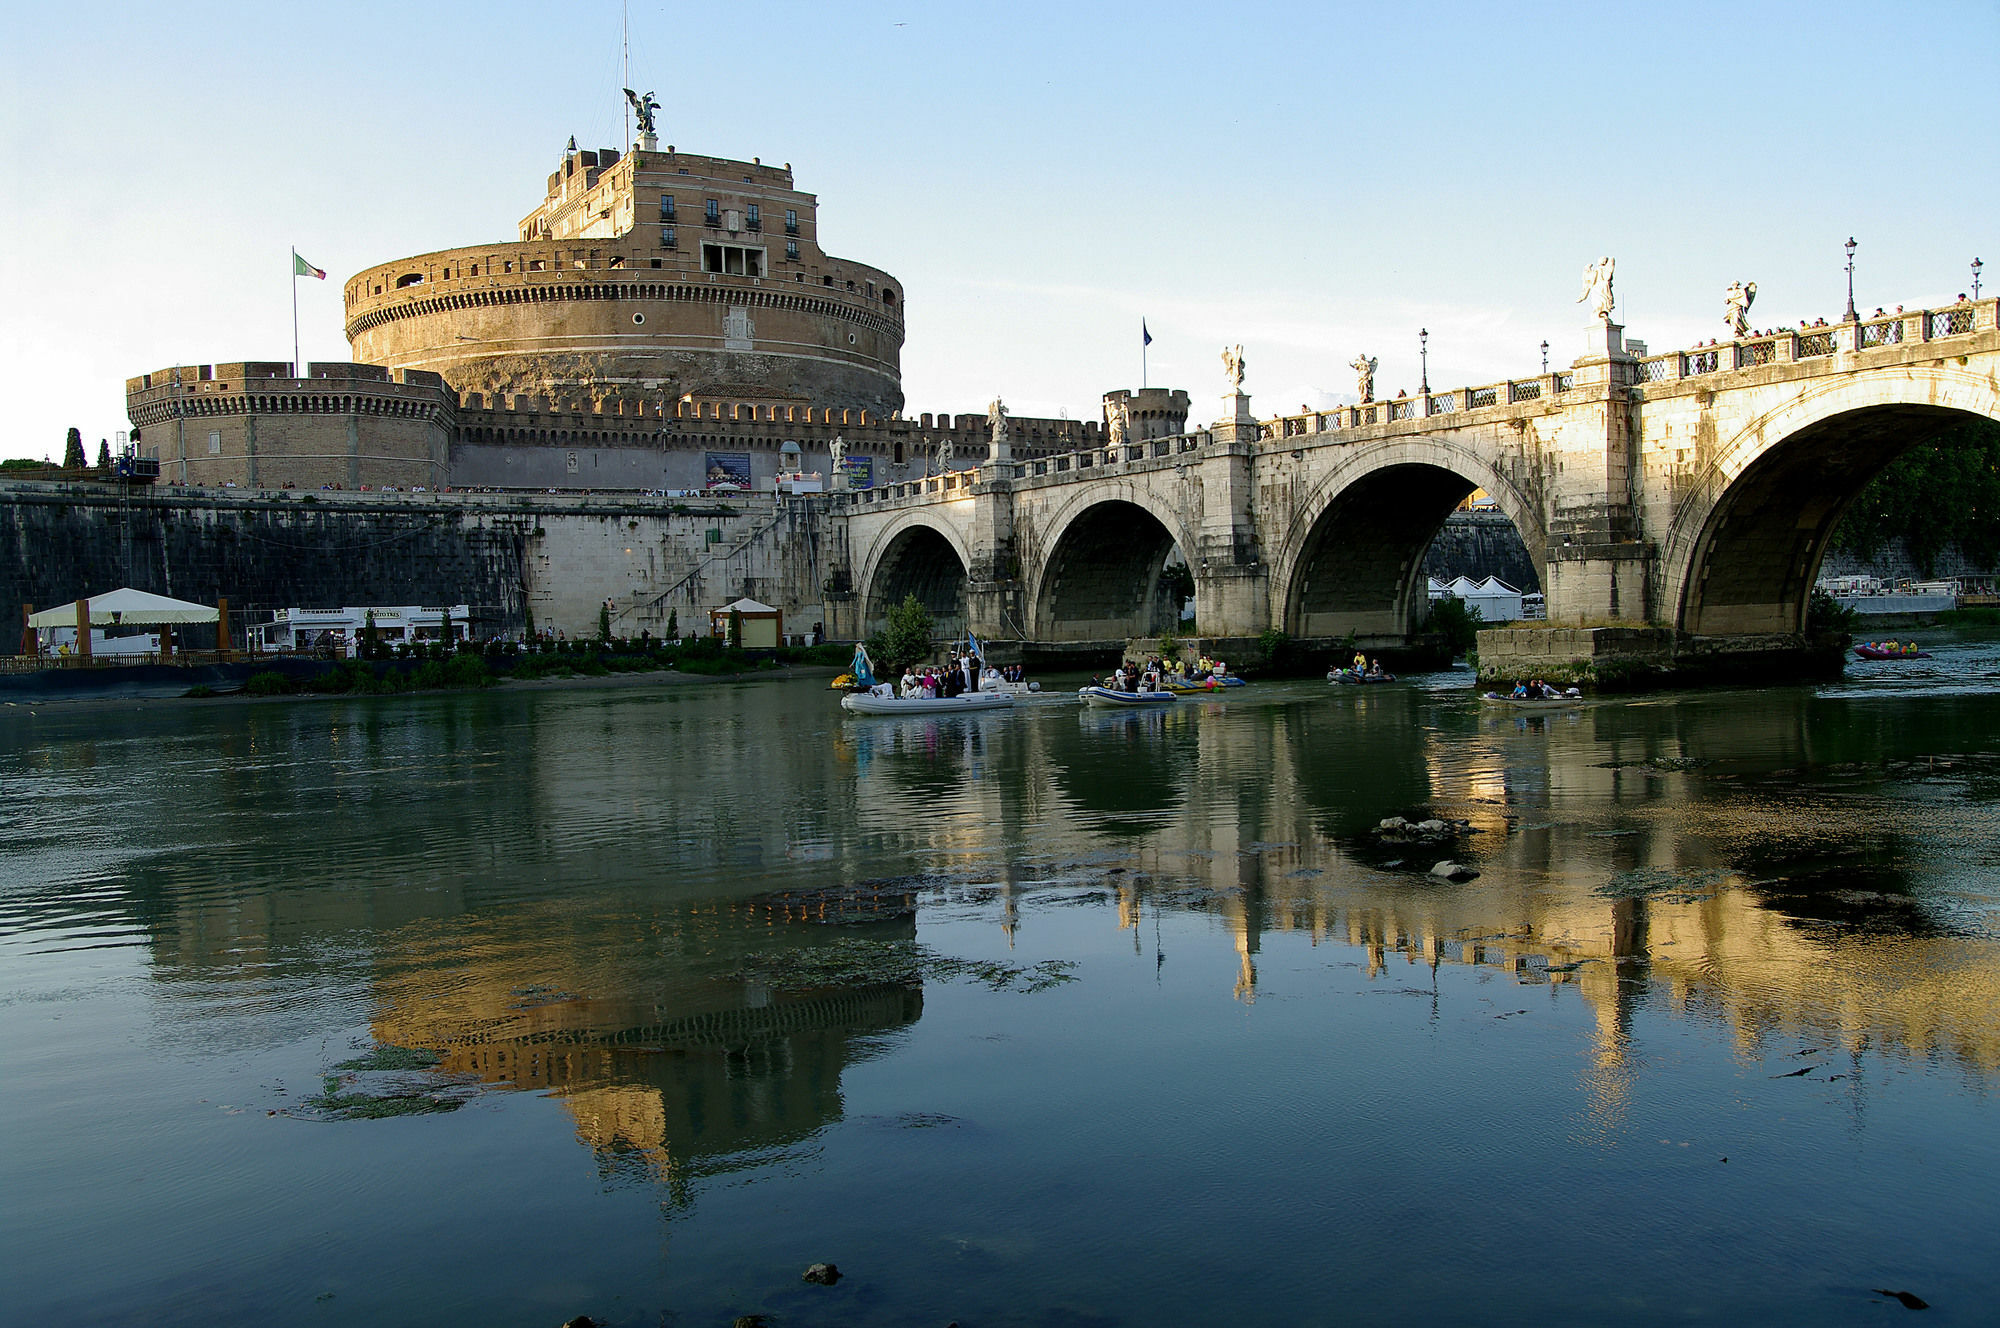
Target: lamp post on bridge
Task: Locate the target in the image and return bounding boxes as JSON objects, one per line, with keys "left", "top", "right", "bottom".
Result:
{"left": 1540, "top": 340, "right": 1549, "bottom": 374}
{"left": 1419, "top": 328, "right": 1429, "bottom": 395}
{"left": 1975, "top": 257, "right": 1984, "bottom": 301}
{"left": 1843, "top": 237, "right": 1858, "bottom": 321}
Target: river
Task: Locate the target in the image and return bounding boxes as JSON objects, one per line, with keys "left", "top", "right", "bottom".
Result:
{"left": 4, "top": 638, "right": 1999, "bottom": 1326}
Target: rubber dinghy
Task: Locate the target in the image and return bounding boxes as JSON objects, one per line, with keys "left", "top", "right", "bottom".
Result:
{"left": 1079, "top": 686, "right": 1178, "bottom": 707}
{"left": 841, "top": 691, "right": 1015, "bottom": 716}
{"left": 1854, "top": 645, "right": 1932, "bottom": 660}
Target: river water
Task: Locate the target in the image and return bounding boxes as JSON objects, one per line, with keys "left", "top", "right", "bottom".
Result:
{"left": 4, "top": 639, "right": 1999, "bottom": 1326}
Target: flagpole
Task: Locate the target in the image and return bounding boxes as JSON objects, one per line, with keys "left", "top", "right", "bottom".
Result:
{"left": 291, "top": 250, "right": 301, "bottom": 379}
{"left": 1142, "top": 322, "right": 1149, "bottom": 390}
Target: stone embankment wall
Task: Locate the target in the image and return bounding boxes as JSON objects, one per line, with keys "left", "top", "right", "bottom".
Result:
{"left": 1422, "top": 511, "right": 1540, "bottom": 591}
{"left": 0, "top": 482, "right": 838, "bottom": 647}
{"left": 1818, "top": 541, "right": 1998, "bottom": 585}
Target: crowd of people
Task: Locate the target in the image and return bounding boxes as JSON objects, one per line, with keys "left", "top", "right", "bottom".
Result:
{"left": 898, "top": 650, "right": 987, "bottom": 698}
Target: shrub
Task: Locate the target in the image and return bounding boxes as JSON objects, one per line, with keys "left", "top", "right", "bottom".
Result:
{"left": 1423, "top": 595, "right": 1483, "bottom": 657}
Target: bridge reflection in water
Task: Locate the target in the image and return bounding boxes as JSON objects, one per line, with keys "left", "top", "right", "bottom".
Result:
{"left": 56, "top": 672, "right": 1999, "bottom": 1199}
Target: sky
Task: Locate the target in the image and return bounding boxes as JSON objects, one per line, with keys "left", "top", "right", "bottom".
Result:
{"left": 1, "top": 0, "right": 1995, "bottom": 460}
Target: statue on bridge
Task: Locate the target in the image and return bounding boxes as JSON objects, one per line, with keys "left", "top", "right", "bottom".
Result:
{"left": 987, "top": 397, "right": 1010, "bottom": 450}
{"left": 1577, "top": 256, "right": 1617, "bottom": 321}
{"left": 935, "top": 433, "right": 954, "bottom": 473}
{"left": 1107, "top": 398, "right": 1130, "bottom": 448}
{"left": 1221, "top": 345, "right": 1247, "bottom": 392}
{"left": 1349, "top": 353, "right": 1378, "bottom": 404}
{"left": 1724, "top": 280, "right": 1758, "bottom": 337}
{"left": 828, "top": 433, "right": 846, "bottom": 476}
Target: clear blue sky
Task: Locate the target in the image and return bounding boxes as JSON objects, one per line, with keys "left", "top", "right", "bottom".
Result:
{"left": 2, "top": 0, "right": 1993, "bottom": 459}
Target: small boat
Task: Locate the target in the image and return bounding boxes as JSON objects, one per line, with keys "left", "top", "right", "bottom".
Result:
{"left": 979, "top": 668, "right": 1042, "bottom": 696}
{"left": 1854, "top": 644, "right": 1932, "bottom": 660}
{"left": 1079, "top": 685, "right": 1178, "bottom": 707}
{"left": 1481, "top": 691, "right": 1582, "bottom": 709}
{"left": 1329, "top": 670, "right": 1397, "bottom": 685}
{"left": 1163, "top": 674, "right": 1246, "bottom": 692}
{"left": 842, "top": 690, "right": 1015, "bottom": 716}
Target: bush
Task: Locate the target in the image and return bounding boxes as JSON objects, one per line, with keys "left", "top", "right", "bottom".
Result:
{"left": 1807, "top": 588, "right": 1857, "bottom": 637}
{"left": 1423, "top": 596, "right": 1483, "bottom": 657}
{"left": 244, "top": 671, "right": 298, "bottom": 696}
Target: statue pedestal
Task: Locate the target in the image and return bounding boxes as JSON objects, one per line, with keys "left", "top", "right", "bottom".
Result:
{"left": 1581, "top": 321, "right": 1626, "bottom": 360}
{"left": 1211, "top": 392, "right": 1257, "bottom": 447}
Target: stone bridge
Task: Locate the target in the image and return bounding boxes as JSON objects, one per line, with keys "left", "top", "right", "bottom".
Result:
{"left": 829, "top": 299, "right": 2000, "bottom": 672}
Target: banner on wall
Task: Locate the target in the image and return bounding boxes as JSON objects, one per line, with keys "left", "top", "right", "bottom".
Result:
{"left": 843, "top": 455, "right": 874, "bottom": 489}
{"left": 704, "top": 453, "right": 752, "bottom": 490}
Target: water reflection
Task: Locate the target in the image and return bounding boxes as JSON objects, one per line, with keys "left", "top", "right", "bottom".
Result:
{"left": 6, "top": 661, "right": 2000, "bottom": 1253}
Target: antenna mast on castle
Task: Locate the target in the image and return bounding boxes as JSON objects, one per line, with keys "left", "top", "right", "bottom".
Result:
{"left": 621, "top": 0, "right": 630, "bottom": 147}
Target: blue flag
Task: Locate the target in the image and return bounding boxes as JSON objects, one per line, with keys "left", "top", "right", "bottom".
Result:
{"left": 1142, "top": 320, "right": 1153, "bottom": 347}
{"left": 851, "top": 643, "right": 875, "bottom": 687}
{"left": 967, "top": 633, "right": 982, "bottom": 659}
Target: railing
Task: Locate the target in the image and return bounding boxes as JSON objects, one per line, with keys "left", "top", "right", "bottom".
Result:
{"left": 1795, "top": 330, "right": 1837, "bottom": 358}
{"left": 1737, "top": 339, "right": 1780, "bottom": 368}
{"left": 1468, "top": 387, "right": 1498, "bottom": 408}
{"left": 1860, "top": 319, "right": 1903, "bottom": 349}
{"left": 1428, "top": 392, "right": 1456, "bottom": 414}
{"left": 1931, "top": 307, "right": 1975, "bottom": 337}
{"left": 1636, "top": 357, "right": 1673, "bottom": 383}
{"left": 1680, "top": 349, "right": 1719, "bottom": 376}
{"left": 1509, "top": 379, "right": 1542, "bottom": 402}
{"left": 1389, "top": 398, "right": 1417, "bottom": 420}
{"left": 1555, "top": 372, "right": 1576, "bottom": 391}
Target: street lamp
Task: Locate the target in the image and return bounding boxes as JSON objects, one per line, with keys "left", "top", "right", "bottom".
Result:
{"left": 1843, "top": 237, "right": 1858, "bottom": 321}
{"left": 1540, "top": 340, "right": 1550, "bottom": 374}
{"left": 1975, "top": 257, "right": 1984, "bottom": 300}
{"left": 1419, "top": 328, "right": 1429, "bottom": 395}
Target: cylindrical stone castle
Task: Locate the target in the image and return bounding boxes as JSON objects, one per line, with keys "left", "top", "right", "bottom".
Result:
{"left": 345, "top": 144, "right": 904, "bottom": 417}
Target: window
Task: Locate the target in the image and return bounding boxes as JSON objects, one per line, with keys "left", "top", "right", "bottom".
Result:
{"left": 700, "top": 243, "right": 764, "bottom": 277}
{"left": 785, "top": 240, "right": 798, "bottom": 261}
{"left": 823, "top": 275, "right": 834, "bottom": 286}
{"left": 677, "top": 167, "right": 688, "bottom": 175}
{"left": 785, "top": 209, "right": 798, "bottom": 235}
{"left": 662, "top": 226, "right": 677, "bottom": 248}
{"left": 208, "top": 431, "right": 221, "bottom": 454}
{"left": 660, "top": 194, "right": 676, "bottom": 220}
{"left": 705, "top": 198, "right": 720, "bottom": 224}
{"left": 746, "top": 204, "right": 761, "bottom": 232}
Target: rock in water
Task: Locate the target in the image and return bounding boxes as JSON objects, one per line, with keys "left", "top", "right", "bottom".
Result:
{"left": 1415, "top": 819, "right": 1449, "bottom": 834}
{"left": 802, "top": 1262, "right": 842, "bottom": 1285}
{"left": 1430, "top": 861, "right": 1480, "bottom": 882}
{"left": 1872, "top": 1289, "right": 1930, "bottom": 1310}
{"left": 561, "top": 1318, "right": 598, "bottom": 1328}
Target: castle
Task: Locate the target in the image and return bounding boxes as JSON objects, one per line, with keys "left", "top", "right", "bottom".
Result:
{"left": 125, "top": 131, "right": 1189, "bottom": 495}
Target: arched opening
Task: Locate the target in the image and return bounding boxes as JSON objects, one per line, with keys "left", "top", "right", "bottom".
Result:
{"left": 865, "top": 525, "right": 968, "bottom": 641}
{"left": 1287, "top": 463, "right": 1539, "bottom": 638}
{"left": 1678, "top": 404, "right": 1987, "bottom": 635}
{"left": 1033, "top": 500, "right": 1187, "bottom": 643}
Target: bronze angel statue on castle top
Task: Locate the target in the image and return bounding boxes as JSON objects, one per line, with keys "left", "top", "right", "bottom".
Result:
{"left": 624, "top": 89, "right": 659, "bottom": 136}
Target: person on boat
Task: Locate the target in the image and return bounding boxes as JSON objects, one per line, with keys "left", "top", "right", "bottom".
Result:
{"left": 1353, "top": 650, "right": 1367, "bottom": 674}
{"left": 1367, "top": 659, "right": 1384, "bottom": 678}
{"left": 1511, "top": 680, "right": 1530, "bottom": 699}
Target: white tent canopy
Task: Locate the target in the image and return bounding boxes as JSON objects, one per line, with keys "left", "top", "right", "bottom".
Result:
{"left": 28, "top": 588, "right": 219, "bottom": 628}
{"left": 716, "top": 597, "right": 778, "bottom": 615}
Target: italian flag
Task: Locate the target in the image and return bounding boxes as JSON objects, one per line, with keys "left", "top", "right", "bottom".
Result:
{"left": 292, "top": 250, "right": 325, "bottom": 280}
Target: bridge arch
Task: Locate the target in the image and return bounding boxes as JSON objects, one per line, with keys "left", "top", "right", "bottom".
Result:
{"left": 1662, "top": 368, "right": 2000, "bottom": 635}
{"left": 1272, "top": 436, "right": 1546, "bottom": 640}
{"left": 854, "top": 510, "right": 975, "bottom": 640}
{"left": 1022, "top": 485, "right": 1201, "bottom": 643}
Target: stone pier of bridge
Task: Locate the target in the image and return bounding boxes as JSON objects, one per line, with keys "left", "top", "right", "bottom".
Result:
{"left": 833, "top": 297, "right": 2000, "bottom": 680}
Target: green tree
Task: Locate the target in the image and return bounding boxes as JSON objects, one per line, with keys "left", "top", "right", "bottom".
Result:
{"left": 62, "top": 427, "right": 85, "bottom": 470}
{"left": 1423, "top": 595, "right": 1483, "bottom": 657}
{"left": 867, "top": 593, "right": 935, "bottom": 674}
{"left": 362, "top": 610, "right": 381, "bottom": 660}
{"left": 1828, "top": 419, "right": 2000, "bottom": 575}
{"left": 666, "top": 608, "right": 678, "bottom": 639}
{"left": 598, "top": 600, "right": 613, "bottom": 642}
{"left": 96, "top": 440, "right": 111, "bottom": 469}
{"left": 727, "top": 608, "right": 743, "bottom": 649}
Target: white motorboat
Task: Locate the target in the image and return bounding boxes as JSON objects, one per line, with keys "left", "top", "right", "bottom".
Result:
{"left": 979, "top": 668, "right": 1042, "bottom": 697}
{"left": 841, "top": 690, "right": 1016, "bottom": 716}
{"left": 1078, "top": 685, "right": 1178, "bottom": 707}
